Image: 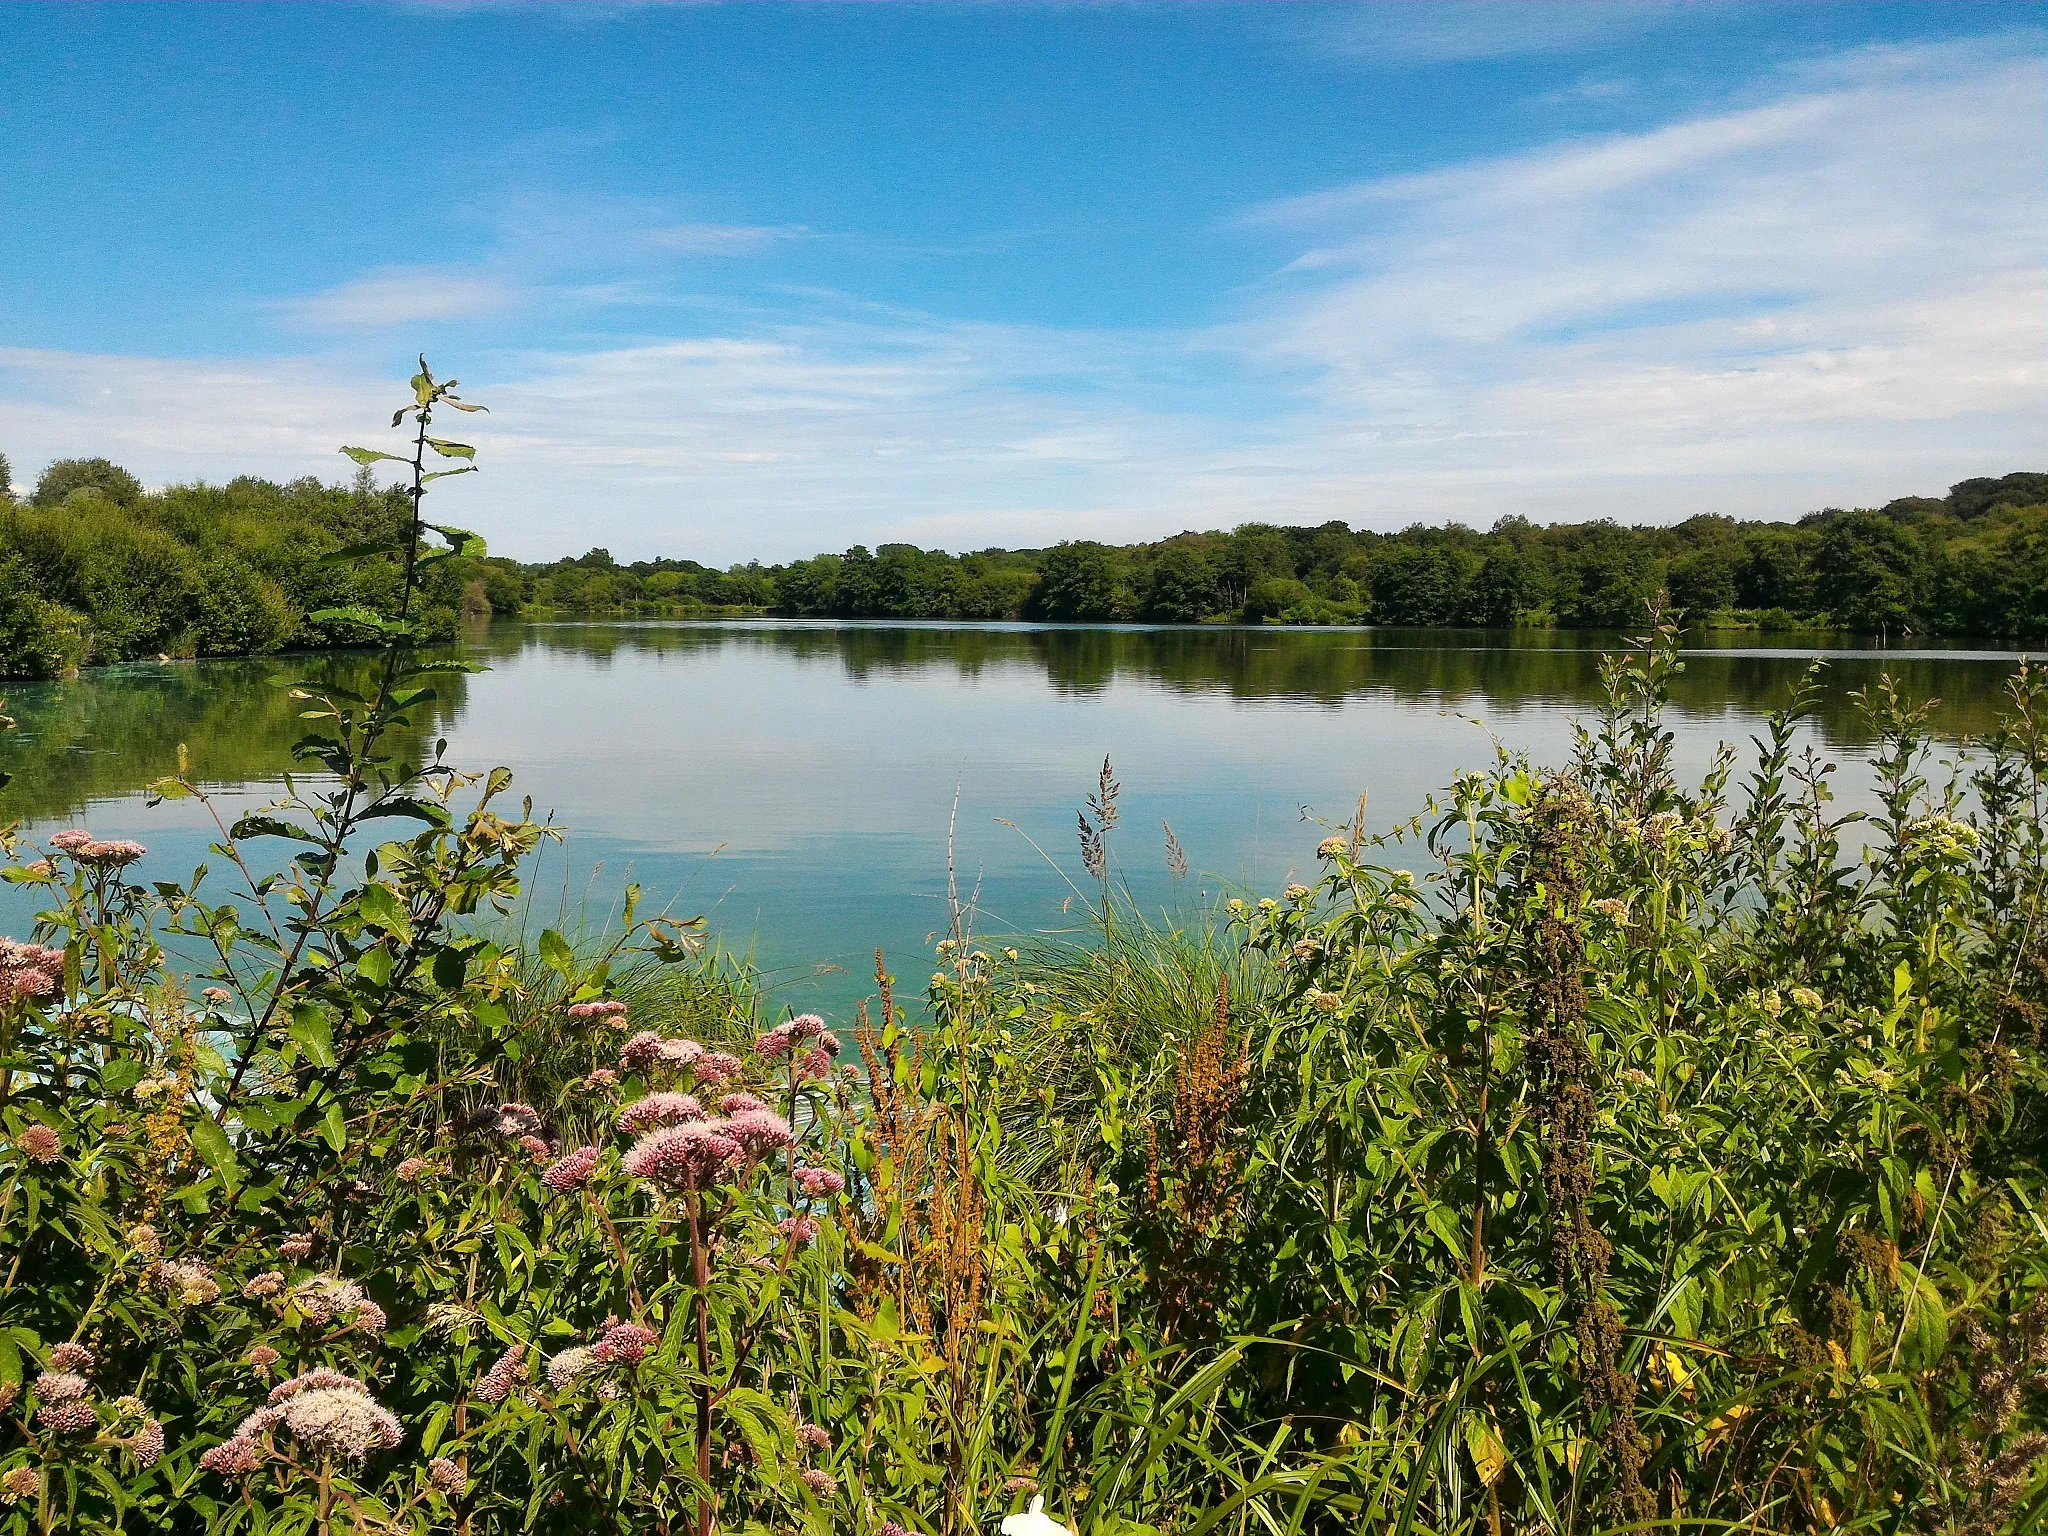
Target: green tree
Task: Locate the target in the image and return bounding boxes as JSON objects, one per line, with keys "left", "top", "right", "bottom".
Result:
{"left": 1031, "top": 541, "right": 1120, "bottom": 620}
{"left": 32, "top": 455, "right": 144, "bottom": 507}
{"left": 1140, "top": 547, "right": 1217, "bottom": 623}
{"left": 1666, "top": 546, "right": 1737, "bottom": 617}
{"left": 1470, "top": 548, "right": 1544, "bottom": 626}
{"left": 1815, "top": 511, "right": 1919, "bottom": 635}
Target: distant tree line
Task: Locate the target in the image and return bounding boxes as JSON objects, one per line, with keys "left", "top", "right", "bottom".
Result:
{"left": 2, "top": 451, "right": 2044, "bottom": 678}
{"left": 513, "top": 470, "right": 2048, "bottom": 638}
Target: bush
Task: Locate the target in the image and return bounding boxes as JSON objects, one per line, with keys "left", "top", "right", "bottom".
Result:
{"left": 0, "top": 559, "right": 85, "bottom": 679}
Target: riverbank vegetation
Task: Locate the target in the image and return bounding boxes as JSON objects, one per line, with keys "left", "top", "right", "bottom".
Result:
{"left": 2, "top": 442, "right": 2045, "bottom": 679}
{"left": 3, "top": 372, "right": 2045, "bottom": 1534}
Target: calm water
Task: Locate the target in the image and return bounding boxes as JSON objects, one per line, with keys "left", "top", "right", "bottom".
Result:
{"left": 2, "top": 621, "right": 2035, "bottom": 1013}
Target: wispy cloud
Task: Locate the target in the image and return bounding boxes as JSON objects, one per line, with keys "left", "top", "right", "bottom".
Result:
{"left": 279, "top": 266, "right": 523, "bottom": 330}
{"left": 647, "top": 222, "right": 812, "bottom": 256}
{"left": 1313, "top": 1, "right": 1716, "bottom": 66}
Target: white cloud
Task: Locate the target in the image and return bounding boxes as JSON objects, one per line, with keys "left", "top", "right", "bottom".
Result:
{"left": 279, "top": 266, "right": 523, "bottom": 329}
{"left": 647, "top": 223, "right": 811, "bottom": 255}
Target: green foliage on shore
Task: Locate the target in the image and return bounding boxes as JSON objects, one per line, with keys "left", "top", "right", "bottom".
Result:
{"left": 6, "top": 445, "right": 2046, "bottom": 672}
{"left": 1, "top": 372, "right": 2044, "bottom": 1533}
{"left": 0, "top": 462, "right": 495, "bottom": 677}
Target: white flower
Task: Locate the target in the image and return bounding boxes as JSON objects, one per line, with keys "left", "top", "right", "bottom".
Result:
{"left": 1001, "top": 1497, "right": 1073, "bottom": 1536}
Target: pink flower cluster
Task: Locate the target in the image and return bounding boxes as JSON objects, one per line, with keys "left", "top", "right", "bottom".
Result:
{"left": 619, "top": 1031, "right": 700, "bottom": 1073}
{"left": 288, "top": 1275, "right": 386, "bottom": 1334}
{"left": 0, "top": 939, "right": 64, "bottom": 1004}
{"left": 278, "top": 1234, "right": 316, "bottom": 1262}
{"left": 11, "top": 1124, "right": 60, "bottom": 1164}
{"left": 622, "top": 1121, "right": 742, "bottom": 1192}
{"left": 541, "top": 1145, "right": 601, "bottom": 1193}
{"left": 494, "top": 1102, "right": 543, "bottom": 1138}
{"left": 130, "top": 1415, "right": 165, "bottom": 1467}
{"left": 794, "top": 1166, "right": 846, "bottom": 1198}
{"left": 796, "top": 1423, "right": 832, "bottom": 1452}
{"left": 395, "top": 1155, "right": 430, "bottom": 1183}
{"left": 34, "top": 1371, "right": 94, "bottom": 1434}
{"left": 779, "top": 1215, "right": 821, "bottom": 1244}
{"left": 428, "top": 1456, "right": 465, "bottom": 1494}
{"left": 594, "top": 1320, "right": 657, "bottom": 1366}
{"left": 755, "top": 1015, "right": 841, "bottom": 1078}
{"left": 474, "top": 1345, "right": 529, "bottom": 1405}
{"left": 202, "top": 1369, "right": 401, "bottom": 1472}
{"left": 48, "top": 1343, "right": 92, "bottom": 1372}
{"left": 616, "top": 1091, "right": 703, "bottom": 1134}
{"left": 50, "top": 830, "right": 147, "bottom": 867}
{"left": 800, "top": 1468, "right": 836, "bottom": 1497}
{"left": 515, "top": 1133, "right": 553, "bottom": 1161}
{"left": 567, "top": 999, "right": 629, "bottom": 1025}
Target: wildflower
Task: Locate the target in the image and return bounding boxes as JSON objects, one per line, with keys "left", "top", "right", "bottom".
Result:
{"left": 267, "top": 1370, "right": 401, "bottom": 1462}
{"left": 494, "top": 1102, "right": 543, "bottom": 1138}
{"left": 21, "top": 859, "right": 52, "bottom": 878}
{"left": 725, "top": 1106, "right": 794, "bottom": 1160}
{"left": 0, "top": 1467, "right": 36, "bottom": 1505}
{"left": 38, "top": 1398, "right": 97, "bottom": 1433}
{"left": 243, "top": 1271, "right": 285, "bottom": 1300}
{"left": 47, "top": 1343, "right": 91, "bottom": 1373}
{"left": 48, "top": 830, "right": 93, "bottom": 852}
{"left": 395, "top": 1155, "right": 429, "bottom": 1182}
{"left": 474, "top": 1345, "right": 529, "bottom": 1405}
{"left": 1317, "top": 836, "right": 1348, "bottom": 858}
{"left": 1306, "top": 989, "right": 1343, "bottom": 1013}
{"left": 879, "top": 1523, "right": 911, "bottom": 1536}
{"left": 34, "top": 1372, "right": 89, "bottom": 1404}
{"left": 428, "top": 1456, "right": 465, "bottom": 1494}
{"left": 541, "top": 1145, "right": 601, "bottom": 1193}
{"left": 199, "top": 1435, "right": 264, "bottom": 1476}
{"left": 78, "top": 839, "right": 147, "bottom": 867}
{"left": 1284, "top": 882, "right": 1311, "bottom": 902}
{"left": 755, "top": 1024, "right": 797, "bottom": 1057}
{"left": 719, "top": 1091, "right": 769, "bottom": 1116}
{"left": 566, "top": 999, "right": 629, "bottom": 1024}
{"left": 201, "top": 986, "right": 232, "bottom": 1004}
{"left": 1621, "top": 1067, "right": 1654, "bottom": 1088}
{"left": 130, "top": 1416, "right": 165, "bottom": 1467}
{"left": 617, "top": 1092, "right": 704, "bottom": 1134}
{"left": 800, "top": 1468, "right": 836, "bottom": 1497}
{"left": 11, "top": 1124, "right": 59, "bottom": 1164}
{"left": 623, "top": 1121, "right": 741, "bottom": 1191}
{"left": 278, "top": 1233, "right": 316, "bottom": 1262}
{"left": 797, "top": 1423, "right": 832, "bottom": 1452}
{"left": 1591, "top": 898, "right": 1630, "bottom": 922}
{"left": 789, "top": 1013, "right": 827, "bottom": 1040}
{"left": 547, "top": 1346, "right": 602, "bottom": 1391}
{"left": 0, "top": 940, "right": 64, "bottom": 1003}
{"left": 288, "top": 1275, "right": 385, "bottom": 1333}
{"left": 794, "top": 1166, "right": 846, "bottom": 1198}
{"left": 593, "top": 1321, "right": 657, "bottom": 1365}
{"left": 695, "top": 1051, "right": 744, "bottom": 1085}
{"left": 156, "top": 1259, "right": 221, "bottom": 1305}
{"left": 780, "top": 1215, "right": 821, "bottom": 1243}
{"left": 1760, "top": 991, "right": 1784, "bottom": 1020}
{"left": 126, "top": 1223, "right": 161, "bottom": 1258}
{"left": 248, "top": 1345, "right": 281, "bottom": 1372}
{"left": 796, "top": 1045, "right": 835, "bottom": 1079}
{"left": 515, "top": 1133, "right": 552, "bottom": 1161}
{"left": 587, "top": 1068, "right": 619, "bottom": 1089}
{"left": 1001, "top": 1496, "right": 1073, "bottom": 1536}
{"left": 1791, "top": 986, "right": 1823, "bottom": 1011}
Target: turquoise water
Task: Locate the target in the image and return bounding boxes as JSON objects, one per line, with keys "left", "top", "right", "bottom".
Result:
{"left": 1, "top": 620, "right": 2033, "bottom": 1014}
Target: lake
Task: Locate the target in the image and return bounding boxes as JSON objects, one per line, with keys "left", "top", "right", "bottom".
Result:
{"left": 2, "top": 620, "right": 2036, "bottom": 1015}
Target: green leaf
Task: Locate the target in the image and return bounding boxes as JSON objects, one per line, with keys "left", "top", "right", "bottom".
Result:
{"left": 425, "top": 438, "right": 475, "bottom": 460}
{"left": 320, "top": 1101, "right": 348, "bottom": 1153}
{"left": 289, "top": 1004, "right": 337, "bottom": 1069}
{"left": 424, "top": 522, "right": 487, "bottom": 558}
{"left": 229, "top": 813, "right": 322, "bottom": 845}
{"left": 308, "top": 605, "right": 397, "bottom": 633}
{"left": 421, "top": 467, "right": 477, "bottom": 484}
{"left": 538, "top": 928, "right": 575, "bottom": 978}
{"left": 188, "top": 1117, "right": 240, "bottom": 1193}
{"left": 340, "top": 446, "right": 407, "bottom": 466}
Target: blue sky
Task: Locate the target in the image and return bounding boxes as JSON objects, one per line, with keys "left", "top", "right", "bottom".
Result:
{"left": 1, "top": 2, "right": 2042, "bottom": 563}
